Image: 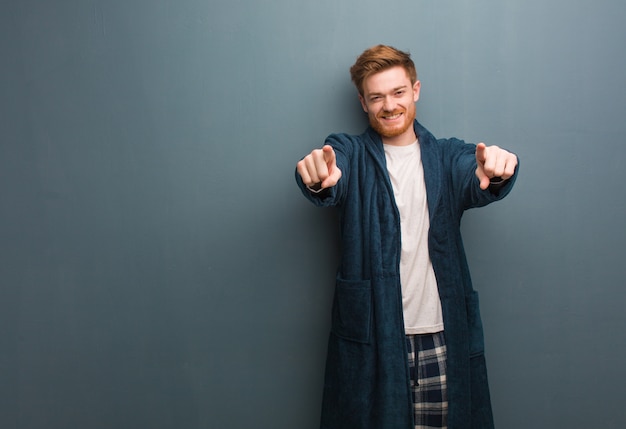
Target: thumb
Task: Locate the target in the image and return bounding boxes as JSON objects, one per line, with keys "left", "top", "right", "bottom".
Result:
{"left": 475, "top": 167, "right": 490, "bottom": 190}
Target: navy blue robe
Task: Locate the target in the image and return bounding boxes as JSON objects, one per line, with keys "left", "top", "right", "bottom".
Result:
{"left": 296, "top": 120, "right": 518, "bottom": 429}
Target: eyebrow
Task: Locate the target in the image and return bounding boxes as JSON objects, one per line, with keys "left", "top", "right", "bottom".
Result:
{"left": 367, "top": 85, "right": 408, "bottom": 97}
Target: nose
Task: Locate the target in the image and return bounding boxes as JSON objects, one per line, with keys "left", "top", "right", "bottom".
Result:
{"left": 382, "top": 96, "right": 396, "bottom": 112}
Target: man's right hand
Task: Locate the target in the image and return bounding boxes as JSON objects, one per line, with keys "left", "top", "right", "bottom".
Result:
{"left": 296, "top": 145, "right": 342, "bottom": 190}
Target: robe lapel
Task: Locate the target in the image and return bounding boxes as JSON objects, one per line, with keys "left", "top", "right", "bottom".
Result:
{"left": 415, "top": 121, "right": 442, "bottom": 220}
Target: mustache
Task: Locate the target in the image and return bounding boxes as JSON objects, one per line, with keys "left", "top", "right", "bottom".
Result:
{"left": 377, "top": 109, "right": 405, "bottom": 118}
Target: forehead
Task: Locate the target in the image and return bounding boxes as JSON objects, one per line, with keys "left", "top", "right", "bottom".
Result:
{"left": 362, "top": 66, "right": 412, "bottom": 95}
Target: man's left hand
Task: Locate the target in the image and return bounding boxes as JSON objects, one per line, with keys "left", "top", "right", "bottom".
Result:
{"left": 475, "top": 143, "right": 518, "bottom": 190}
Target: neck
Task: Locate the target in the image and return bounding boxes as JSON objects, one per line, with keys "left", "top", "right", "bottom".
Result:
{"left": 382, "top": 128, "right": 418, "bottom": 146}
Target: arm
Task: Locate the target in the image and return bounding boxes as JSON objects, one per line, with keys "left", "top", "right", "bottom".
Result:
{"left": 443, "top": 138, "right": 519, "bottom": 210}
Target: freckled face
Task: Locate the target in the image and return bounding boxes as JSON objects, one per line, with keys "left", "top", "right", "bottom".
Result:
{"left": 359, "top": 66, "right": 421, "bottom": 144}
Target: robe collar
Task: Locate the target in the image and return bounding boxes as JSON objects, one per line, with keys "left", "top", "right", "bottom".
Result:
{"left": 362, "top": 120, "right": 442, "bottom": 221}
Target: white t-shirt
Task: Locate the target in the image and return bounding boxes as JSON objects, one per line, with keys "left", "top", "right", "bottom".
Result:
{"left": 384, "top": 141, "right": 444, "bottom": 335}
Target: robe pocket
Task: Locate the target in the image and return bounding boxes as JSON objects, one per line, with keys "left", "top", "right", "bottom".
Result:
{"left": 331, "top": 278, "right": 372, "bottom": 344}
{"left": 466, "top": 290, "right": 486, "bottom": 357}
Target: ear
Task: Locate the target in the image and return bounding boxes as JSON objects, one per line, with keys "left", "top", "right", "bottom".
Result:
{"left": 413, "top": 80, "right": 421, "bottom": 102}
{"left": 358, "top": 94, "right": 369, "bottom": 113}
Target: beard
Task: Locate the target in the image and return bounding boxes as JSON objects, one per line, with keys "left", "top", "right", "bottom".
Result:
{"left": 368, "top": 106, "right": 416, "bottom": 138}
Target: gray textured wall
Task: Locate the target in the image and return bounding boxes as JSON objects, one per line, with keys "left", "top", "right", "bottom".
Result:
{"left": 1, "top": 1, "right": 625, "bottom": 428}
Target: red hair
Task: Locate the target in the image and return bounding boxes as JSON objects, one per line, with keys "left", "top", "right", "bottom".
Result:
{"left": 349, "top": 45, "right": 418, "bottom": 95}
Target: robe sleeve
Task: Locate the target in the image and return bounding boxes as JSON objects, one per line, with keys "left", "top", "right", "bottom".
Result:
{"left": 442, "top": 138, "right": 519, "bottom": 211}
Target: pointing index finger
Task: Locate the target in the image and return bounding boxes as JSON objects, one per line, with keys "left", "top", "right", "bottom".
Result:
{"left": 322, "top": 145, "right": 335, "bottom": 163}
{"left": 475, "top": 143, "right": 487, "bottom": 164}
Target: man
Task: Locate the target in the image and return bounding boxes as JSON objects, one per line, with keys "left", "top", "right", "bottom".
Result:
{"left": 295, "top": 45, "right": 518, "bottom": 429}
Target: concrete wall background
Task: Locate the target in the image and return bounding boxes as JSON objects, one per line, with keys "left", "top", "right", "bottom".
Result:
{"left": 2, "top": 1, "right": 625, "bottom": 427}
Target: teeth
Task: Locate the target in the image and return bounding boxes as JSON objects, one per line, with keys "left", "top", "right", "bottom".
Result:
{"left": 384, "top": 114, "right": 401, "bottom": 119}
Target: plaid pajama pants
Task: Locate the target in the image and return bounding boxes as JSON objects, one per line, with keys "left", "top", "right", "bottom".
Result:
{"left": 406, "top": 332, "right": 448, "bottom": 429}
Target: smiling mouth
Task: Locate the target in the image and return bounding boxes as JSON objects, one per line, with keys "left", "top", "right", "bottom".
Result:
{"left": 381, "top": 112, "right": 403, "bottom": 121}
